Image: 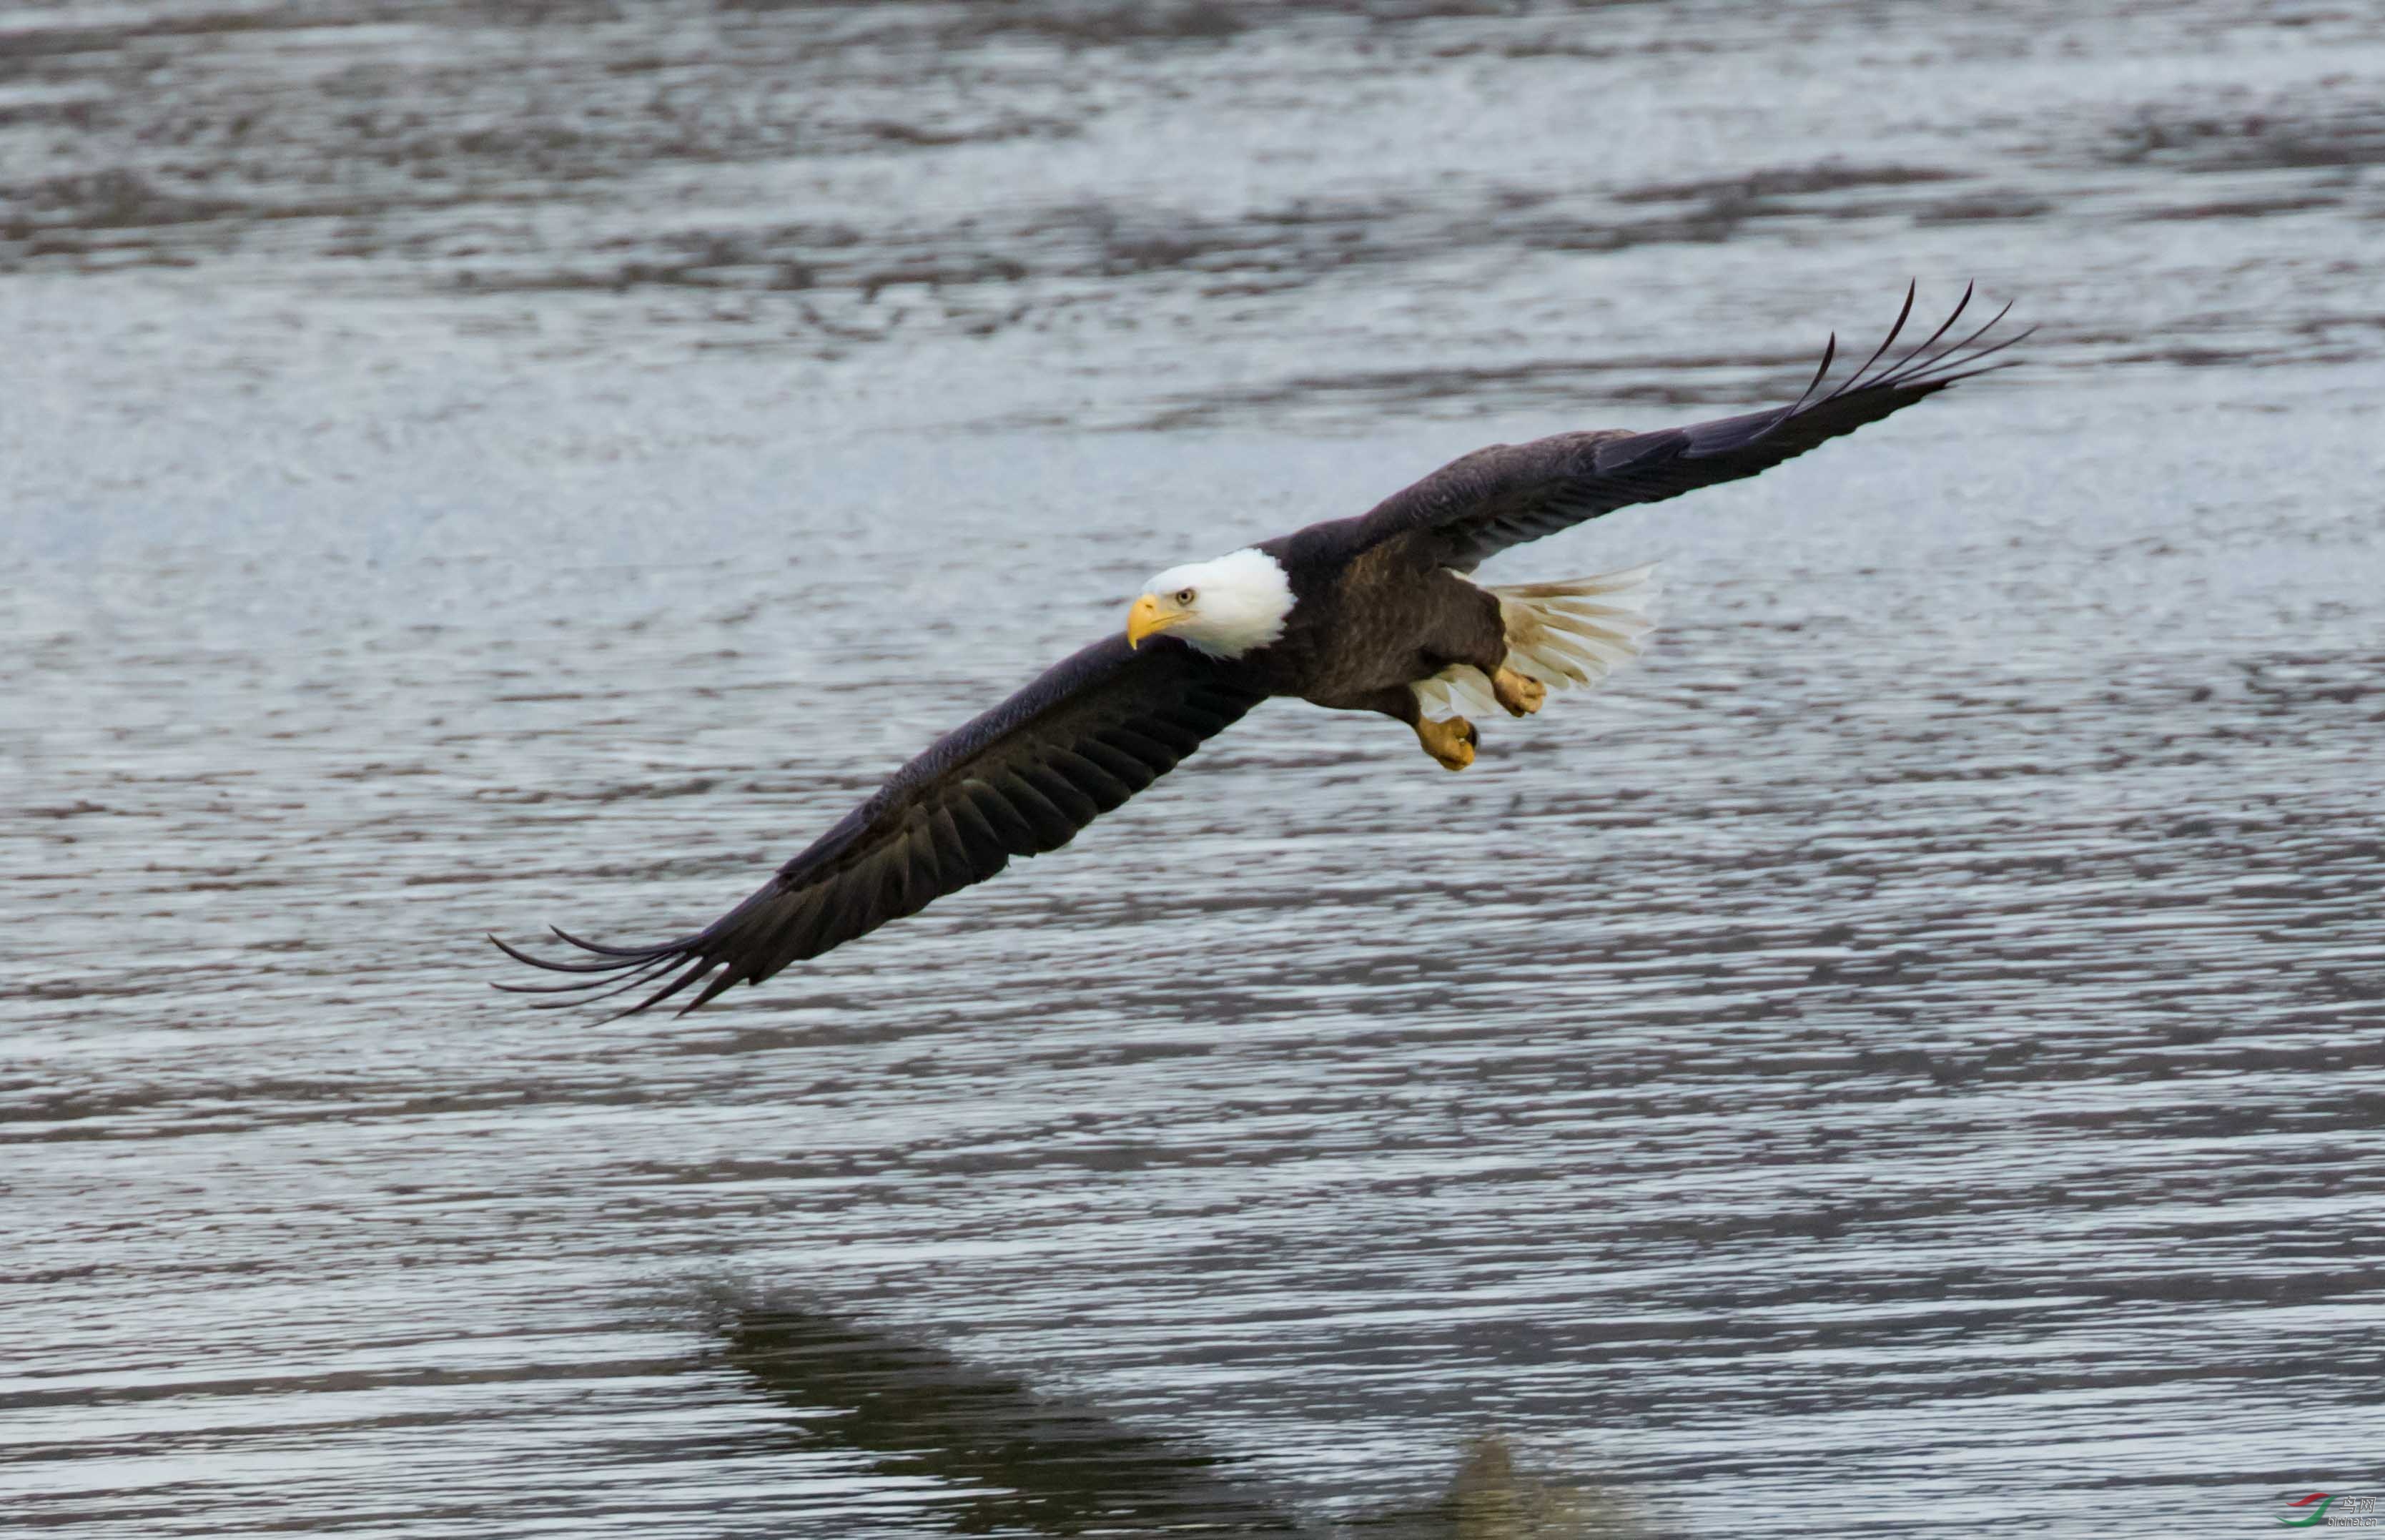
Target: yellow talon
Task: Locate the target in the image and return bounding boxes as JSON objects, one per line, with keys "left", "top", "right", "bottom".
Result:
{"left": 1493, "top": 666, "right": 1546, "bottom": 718}
{"left": 1416, "top": 715, "right": 1477, "bottom": 771}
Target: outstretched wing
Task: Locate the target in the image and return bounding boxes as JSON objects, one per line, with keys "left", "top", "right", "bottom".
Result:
{"left": 494, "top": 636, "right": 1268, "bottom": 1017}
{"left": 1345, "top": 283, "right": 2027, "bottom": 572}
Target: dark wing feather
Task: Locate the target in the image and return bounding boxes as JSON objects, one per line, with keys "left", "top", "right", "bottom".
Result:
{"left": 1345, "top": 283, "right": 2028, "bottom": 572}
{"left": 493, "top": 636, "right": 1268, "bottom": 1017}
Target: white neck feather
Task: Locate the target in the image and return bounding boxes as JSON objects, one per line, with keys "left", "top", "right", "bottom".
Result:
{"left": 1144, "top": 548, "right": 1295, "bottom": 660}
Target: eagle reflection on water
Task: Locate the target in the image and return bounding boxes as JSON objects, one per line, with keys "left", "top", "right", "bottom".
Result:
{"left": 706, "top": 1293, "right": 1651, "bottom": 1538}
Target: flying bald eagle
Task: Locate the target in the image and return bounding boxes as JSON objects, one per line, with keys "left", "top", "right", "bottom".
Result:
{"left": 497, "top": 285, "right": 2021, "bottom": 1017}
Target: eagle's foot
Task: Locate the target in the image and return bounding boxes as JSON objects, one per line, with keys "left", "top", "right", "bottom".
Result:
{"left": 1493, "top": 667, "right": 1546, "bottom": 718}
{"left": 1416, "top": 715, "right": 1477, "bottom": 771}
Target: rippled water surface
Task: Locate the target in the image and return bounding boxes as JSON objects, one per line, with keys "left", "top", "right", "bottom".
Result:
{"left": 4, "top": 1, "right": 2382, "bottom": 1535}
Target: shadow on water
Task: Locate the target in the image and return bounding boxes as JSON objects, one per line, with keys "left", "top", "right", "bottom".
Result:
{"left": 704, "top": 1291, "right": 1651, "bottom": 1539}
{"left": 1350, "top": 1441, "right": 1655, "bottom": 1540}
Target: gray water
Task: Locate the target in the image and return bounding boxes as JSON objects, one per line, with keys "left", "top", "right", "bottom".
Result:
{"left": 4, "top": 1, "right": 2383, "bottom": 1535}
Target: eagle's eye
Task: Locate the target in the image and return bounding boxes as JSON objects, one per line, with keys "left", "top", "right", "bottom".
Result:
{"left": 1175, "top": 588, "right": 1196, "bottom": 606}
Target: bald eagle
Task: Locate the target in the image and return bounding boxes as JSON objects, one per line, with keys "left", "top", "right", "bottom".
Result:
{"left": 496, "top": 285, "right": 2021, "bottom": 1017}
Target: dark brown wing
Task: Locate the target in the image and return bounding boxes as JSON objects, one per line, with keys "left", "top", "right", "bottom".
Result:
{"left": 493, "top": 636, "right": 1268, "bottom": 1017}
{"left": 1343, "top": 283, "right": 2027, "bottom": 572}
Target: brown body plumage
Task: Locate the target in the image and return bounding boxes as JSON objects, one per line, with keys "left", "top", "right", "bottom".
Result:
{"left": 1252, "top": 544, "right": 1508, "bottom": 719}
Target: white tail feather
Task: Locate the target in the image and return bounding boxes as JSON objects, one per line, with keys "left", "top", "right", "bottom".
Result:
{"left": 1412, "top": 563, "right": 1658, "bottom": 721}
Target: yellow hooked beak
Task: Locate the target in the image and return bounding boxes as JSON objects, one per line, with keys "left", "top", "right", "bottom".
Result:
{"left": 1127, "top": 593, "right": 1190, "bottom": 649}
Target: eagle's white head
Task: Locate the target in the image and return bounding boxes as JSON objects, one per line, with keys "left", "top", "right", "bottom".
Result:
{"left": 1126, "top": 548, "right": 1295, "bottom": 660}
